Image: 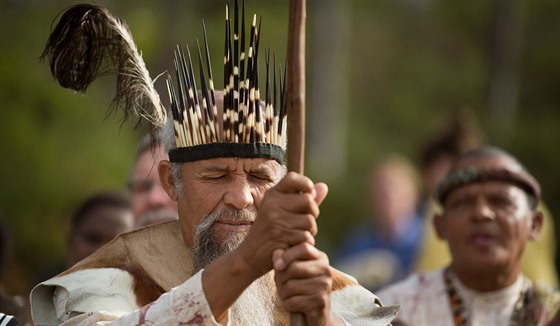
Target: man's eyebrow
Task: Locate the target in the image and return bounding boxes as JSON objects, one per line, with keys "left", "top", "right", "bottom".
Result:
{"left": 252, "top": 165, "right": 270, "bottom": 172}
{"left": 197, "top": 161, "right": 278, "bottom": 176}
{"left": 199, "top": 164, "right": 232, "bottom": 173}
{"left": 249, "top": 164, "right": 278, "bottom": 177}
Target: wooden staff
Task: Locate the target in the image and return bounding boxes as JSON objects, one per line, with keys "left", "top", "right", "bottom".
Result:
{"left": 287, "top": 0, "right": 306, "bottom": 325}
{"left": 287, "top": 0, "right": 306, "bottom": 174}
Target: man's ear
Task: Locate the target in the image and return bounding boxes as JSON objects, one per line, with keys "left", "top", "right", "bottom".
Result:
{"left": 159, "top": 160, "right": 179, "bottom": 201}
{"left": 434, "top": 213, "right": 447, "bottom": 240}
{"left": 528, "top": 210, "right": 544, "bottom": 241}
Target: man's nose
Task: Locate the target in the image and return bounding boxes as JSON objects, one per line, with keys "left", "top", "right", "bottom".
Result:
{"left": 223, "top": 180, "right": 254, "bottom": 210}
{"left": 471, "top": 197, "right": 495, "bottom": 221}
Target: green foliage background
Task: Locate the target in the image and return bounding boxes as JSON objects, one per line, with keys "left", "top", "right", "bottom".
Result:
{"left": 1, "top": 0, "right": 558, "bottom": 296}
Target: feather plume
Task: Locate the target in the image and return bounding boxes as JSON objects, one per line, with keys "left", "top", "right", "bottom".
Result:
{"left": 41, "top": 4, "right": 166, "bottom": 129}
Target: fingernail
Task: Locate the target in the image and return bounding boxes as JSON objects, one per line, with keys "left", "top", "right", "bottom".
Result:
{"left": 274, "top": 258, "right": 285, "bottom": 270}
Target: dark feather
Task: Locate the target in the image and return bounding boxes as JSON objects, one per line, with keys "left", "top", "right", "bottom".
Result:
{"left": 41, "top": 4, "right": 166, "bottom": 128}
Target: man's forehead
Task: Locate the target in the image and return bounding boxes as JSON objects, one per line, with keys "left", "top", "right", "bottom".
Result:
{"left": 189, "top": 157, "right": 281, "bottom": 172}
{"left": 133, "top": 151, "right": 165, "bottom": 179}
{"left": 136, "top": 146, "right": 167, "bottom": 168}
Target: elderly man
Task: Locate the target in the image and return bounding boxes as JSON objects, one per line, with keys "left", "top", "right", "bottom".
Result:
{"left": 378, "top": 146, "right": 559, "bottom": 325}
{"left": 128, "top": 134, "right": 178, "bottom": 228}
{"left": 31, "top": 3, "right": 397, "bottom": 325}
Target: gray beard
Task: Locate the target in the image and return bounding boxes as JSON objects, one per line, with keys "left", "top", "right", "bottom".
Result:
{"left": 192, "top": 209, "right": 284, "bottom": 325}
{"left": 192, "top": 209, "right": 252, "bottom": 272}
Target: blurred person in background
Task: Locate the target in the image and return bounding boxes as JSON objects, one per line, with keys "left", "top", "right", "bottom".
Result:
{"left": 413, "top": 112, "right": 558, "bottom": 288}
{"left": 128, "top": 134, "right": 178, "bottom": 228}
{"left": 64, "top": 191, "right": 135, "bottom": 268}
{"left": 39, "top": 191, "right": 135, "bottom": 281}
{"left": 378, "top": 146, "right": 559, "bottom": 325}
{"left": 336, "top": 154, "right": 424, "bottom": 291}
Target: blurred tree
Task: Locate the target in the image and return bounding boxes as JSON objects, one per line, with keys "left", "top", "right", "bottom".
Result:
{"left": 308, "top": 0, "right": 351, "bottom": 180}
{"left": 488, "top": 0, "right": 524, "bottom": 143}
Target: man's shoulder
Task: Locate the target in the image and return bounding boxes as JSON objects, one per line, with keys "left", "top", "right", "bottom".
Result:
{"left": 526, "top": 281, "right": 560, "bottom": 324}
{"left": 533, "top": 282, "right": 560, "bottom": 298}
{"left": 375, "top": 269, "right": 450, "bottom": 325}
{"left": 376, "top": 269, "right": 444, "bottom": 303}
{"left": 531, "top": 282, "right": 560, "bottom": 310}
{"left": 56, "top": 220, "right": 186, "bottom": 276}
{"left": 30, "top": 221, "right": 193, "bottom": 325}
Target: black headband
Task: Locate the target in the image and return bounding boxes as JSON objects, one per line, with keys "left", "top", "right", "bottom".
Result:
{"left": 436, "top": 167, "right": 541, "bottom": 208}
{"left": 169, "top": 142, "right": 285, "bottom": 164}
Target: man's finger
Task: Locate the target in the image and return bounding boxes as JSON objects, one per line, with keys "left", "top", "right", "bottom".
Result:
{"left": 314, "top": 183, "right": 328, "bottom": 206}
{"left": 274, "top": 172, "right": 315, "bottom": 194}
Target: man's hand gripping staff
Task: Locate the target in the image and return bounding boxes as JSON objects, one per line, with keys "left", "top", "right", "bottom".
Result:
{"left": 237, "top": 172, "right": 338, "bottom": 325}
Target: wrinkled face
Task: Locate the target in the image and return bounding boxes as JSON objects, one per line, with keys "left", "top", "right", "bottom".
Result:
{"left": 436, "top": 155, "right": 541, "bottom": 273}
{"left": 66, "top": 207, "right": 134, "bottom": 267}
{"left": 129, "top": 146, "right": 178, "bottom": 226}
{"left": 175, "top": 157, "right": 283, "bottom": 247}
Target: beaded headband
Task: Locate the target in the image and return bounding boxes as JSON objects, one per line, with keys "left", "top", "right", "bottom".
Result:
{"left": 436, "top": 167, "right": 541, "bottom": 208}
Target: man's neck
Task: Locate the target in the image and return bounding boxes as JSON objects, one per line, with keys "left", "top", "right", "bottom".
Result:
{"left": 450, "top": 263, "right": 521, "bottom": 292}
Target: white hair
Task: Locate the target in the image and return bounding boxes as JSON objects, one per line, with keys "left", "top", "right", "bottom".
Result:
{"left": 162, "top": 116, "right": 177, "bottom": 153}
{"left": 160, "top": 117, "right": 184, "bottom": 196}
{"left": 171, "top": 163, "right": 185, "bottom": 197}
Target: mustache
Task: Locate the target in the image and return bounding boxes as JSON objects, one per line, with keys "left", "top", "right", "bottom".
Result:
{"left": 196, "top": 208, "right": 257, "bottom": 235}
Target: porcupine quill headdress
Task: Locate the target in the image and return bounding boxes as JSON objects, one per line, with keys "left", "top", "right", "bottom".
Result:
{"left": 42, "top": 1, "right": 288, "bottom": 163}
